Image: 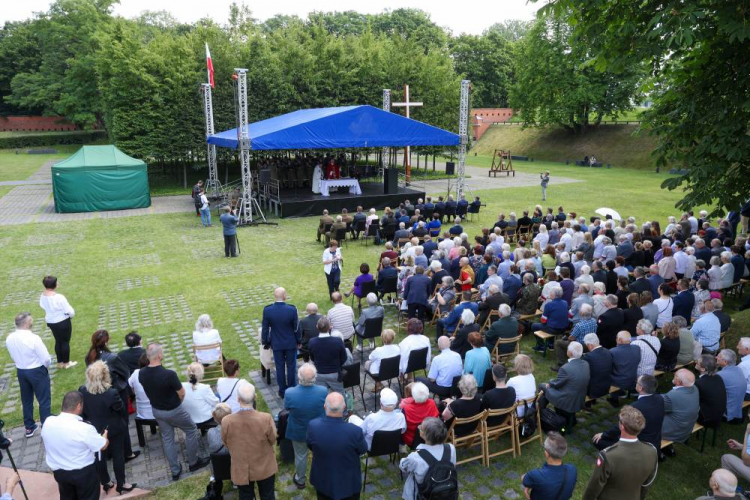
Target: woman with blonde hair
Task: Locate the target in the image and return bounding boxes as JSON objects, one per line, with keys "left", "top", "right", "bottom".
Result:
{"left": 181, "top": 362, "right": 219, "bottom": 425}
{"left": 507, "top": 354, "right": 536, "bottom": 416}
{"left": 366, "top": 329, "right": 401, "bottom": 376}
{"left": 79, "top": 361, "right": 136, "bottom": 494}
{"left": 192, "top": 314, "right": 222, "bottom": 365}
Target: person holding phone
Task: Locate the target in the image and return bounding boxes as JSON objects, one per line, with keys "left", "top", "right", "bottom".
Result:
{"left": 540, "top": 171, "right": 550, "bottom": 201}
{"left": 323, "top": 240, "right": 343, "bottom": 296}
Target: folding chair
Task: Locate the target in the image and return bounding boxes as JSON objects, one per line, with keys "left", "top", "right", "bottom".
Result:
{"left": 480, "top": 310, "right": 499, "bottom": 333}
{"left": 484, "top": 405, "right": 517, "bottom": 465}
{"left": 362, "top": 223, "right": 379, "bottom": 245}
{"left": 342, "top": 361, "right": 365, "bottom": 411}
{"left": 364, "top": 355, "right": 401, "bottom": 409}
{"left": 402, "top": 347, "right": 429, "bottom": 394}
{"left": 445, "top": 410, "right": 487, "bottom": 465}
{"left": 380, "top": 276, "right": 399, "bottom": 304}
{"left": 362, "top": 429, "right": 403, "bottom": 491}
{"left": 356, "top": 315, "right": 383, "bottom": 359}
{"left": 514, "top": 391, "right": 544, "bottom": 455}
{"left": 192, "top": 343, "right": 225, "bottom": 384}
{"left": 351, "top": 280, "right": 377, "bottom": 310}
{"left": 491, "top": 335, "right": 522, "bottom": 364}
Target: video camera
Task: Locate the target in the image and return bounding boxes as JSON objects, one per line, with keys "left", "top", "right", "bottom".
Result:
{"left": 0, "top": 419, "right": 10, "bottom": 464}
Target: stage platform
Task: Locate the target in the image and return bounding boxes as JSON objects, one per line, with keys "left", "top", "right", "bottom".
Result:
{"left": 276, "top": 182, "right": 425, "bottom": 218}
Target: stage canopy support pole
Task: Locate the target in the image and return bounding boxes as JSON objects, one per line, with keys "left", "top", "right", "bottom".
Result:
{"left": 233, "top": 68, "right": 267, "bottom": 225}
{"left": 380, "top": 89, "right": 390, "bottom": 179}
{"left": 202, "top": 83, "right": 220, "bottom": 198}
{"left": 457, "top": 79, "right": 470, "bottom": 200}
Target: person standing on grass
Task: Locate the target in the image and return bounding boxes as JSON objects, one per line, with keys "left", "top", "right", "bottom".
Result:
{"left": 192, "top": 180, "right": 203, "bottom": 216}
{"left": 199, "top": 189, "right": 211, "bottom": 227}
{"left": 39, "top": 275, "right": 76, "bottom": 369}
{"left": 323, "top": 239, "right": 343, "bottom": 297}
{"left": 220, "top": 206, "right": 238, "bottom": 257}
{"left": 6, "top": 312, "right": 51, "bottom": 438}
{"left": 540, "top": 171, "right": 550, "bottom": 201}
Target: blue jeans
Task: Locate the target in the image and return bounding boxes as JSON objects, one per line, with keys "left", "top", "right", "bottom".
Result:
{"left": 200, "top": 207, "right": 211, "bottom": 226}
{"left": 17, "top": 366, "right": 51, "bottom": 430}
{"left": 273, "top": 348, "right": 297, "bottom": 397}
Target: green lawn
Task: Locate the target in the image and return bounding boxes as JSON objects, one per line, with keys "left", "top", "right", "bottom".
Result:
{"left": 0, "top": 156, "right": 746, "bottom": 499}
{"left": 0, "top": 152, "right": 66, "bottom": 182}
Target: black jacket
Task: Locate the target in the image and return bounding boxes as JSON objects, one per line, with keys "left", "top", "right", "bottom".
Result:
{"left": 118, "top": 346, "right": 145, "bottom": 375}
{"left": 629, "top": 277, "right": 651, "bottom": 296}
{"left": 584, "top": 347, "right": 613, "bottom": 398}
{"left": 478, "top": 292, "right": 509, "bottom": 327}
{"left": 597, "top": 308, "right": 625, "bottom": 349}
{"left": 695, "top": 374, "right": 727, "bottom": 426}
{"left": 79, "top": 386, "right": 127, "bottom": 436}
{"left": 600, "top": 393, "right": 664, "bottom": 450}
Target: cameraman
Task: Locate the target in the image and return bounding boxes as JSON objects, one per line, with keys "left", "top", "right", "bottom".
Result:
{"left": 220, "top": 206, "right": 238, "bottom": 258}
{"left": 540, "top": 171, "right": 550, "bottom": 201}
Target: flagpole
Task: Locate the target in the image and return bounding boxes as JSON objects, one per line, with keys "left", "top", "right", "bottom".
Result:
{"left": 203, "top": 42, "right": 219, "bottom": 197}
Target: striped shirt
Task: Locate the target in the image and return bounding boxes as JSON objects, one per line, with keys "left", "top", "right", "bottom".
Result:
{"left": 633, "top": 335, "right": 661, "bottom": 376}
{"left": 327, "top": 303, "right": 355, "bottom": 340}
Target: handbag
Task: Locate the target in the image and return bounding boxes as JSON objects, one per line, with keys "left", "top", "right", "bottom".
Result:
{"left": 540, "top": 408, "right": 568, "bottom": 434}
{"left": 519, "top": 400, "right": 538, "bottom": 438}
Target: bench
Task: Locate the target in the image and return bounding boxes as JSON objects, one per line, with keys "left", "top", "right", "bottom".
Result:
{"left": 585, "top": 385, "right": 621, "bottom": 403}
{"left": 532, "top": 331, "right": 556, "bottom": 357}
{"left": 519, "top": 309, "right": 543, "bottom": 321}
{"left": 660, "top": 422, "right": 704, "bottom": 450}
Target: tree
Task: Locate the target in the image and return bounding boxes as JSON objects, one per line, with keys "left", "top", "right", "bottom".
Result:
{"left": 450, "top": 31, "right": 514, "bottom": 108}
{"left": 6, "top": 0, "right": 118, "bottom": 127}
{"left": 509, "top": 13, "right": 644, "bottom": 133}
{"left": 485, "top": 19, "right": 533, "bottom": 42}
{"left": 538, "top": 0, "right": 750, "bottom": 216}
{"left": 0, "top": 21, "right": 42, "bottom": 115}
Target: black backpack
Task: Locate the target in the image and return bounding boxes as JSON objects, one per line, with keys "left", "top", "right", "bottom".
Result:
{"left": 519, "top": 400, "right": 538, "bottom": 438}
{"left": 416, "top": 444, "right": 458, "bottom": 500}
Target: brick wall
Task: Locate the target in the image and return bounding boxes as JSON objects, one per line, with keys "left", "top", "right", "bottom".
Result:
{"left": 0, "top": 116, "right": 78, "bottom": 132}
{"left": 471, "top": 108, "right": 514, "bottom": 141}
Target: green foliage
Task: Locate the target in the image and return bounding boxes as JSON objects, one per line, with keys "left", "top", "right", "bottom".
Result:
{"left": 484, "top": 19, "right": 533, "bottom": 42}
{"left": 0, "top": 131, "right": 106, "bottom": 150}
{"left": 0, "top": 21, "right": 42, "bottom": 115}
{"left": 509, "top": 12, "right": 644, "bottom": 134}
{"left": 450, "top": 31, "right": 514, "bottom": 108}
{"left": 538, "top": 0, "right": 750, "bottom": 216}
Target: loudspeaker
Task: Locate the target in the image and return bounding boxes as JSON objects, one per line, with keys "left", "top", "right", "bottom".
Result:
{"left": 259, "top": 169, "right": 271, "bottom": 184}
{"left": 384, "top": 168, "right": 399, "bottom": 194}
{"left": 445, "top": 162, "right": 455, "bottom": 175}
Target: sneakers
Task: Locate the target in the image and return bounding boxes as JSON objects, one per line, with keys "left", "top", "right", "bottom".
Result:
{"left": 65, "top": 361, "right": 78, "bottom": 369}
{"left": 293, "top": 476, "right": 306, "bottom": 490}
{"left": 25, "top": 424, "right": 39, "bottom": 438}
{"left": 189, "top": 457, "right": 211, "bottom": 473}
{"left": 171, "top": 465, "right": 182, "bottom": 481}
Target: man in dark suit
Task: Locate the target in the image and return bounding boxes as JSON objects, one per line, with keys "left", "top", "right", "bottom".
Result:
{"left": 502, "top": 267, "right": 523, "bottom": 303}
{"left": 297, "top": 303, "right": 322, "bottom": 362}
{"left": 694, "top": 354, "right": 727, "bottom": 427}
{"left": 307, "top": 392, "right": 367, "bottom": 500}
{"left": 694, "top": 238, "right": 712, "bottom": 265}
{"left": 541, "top": 341, "right": 590, "bottom": 425}
{"left": 628, "top": 267, "right": 651, "bottom": 295}
{"left": 119, "top": 331, "right": 145, "bottom": 375}
{"left": 261, "top": 287, "right": 301, "bottom": 398}
{"left": 391, "top": 222, "right": 410, "bottom": 246}
{"left": 477, "top": 285, "right": 509, "bottom": 328}
{"left": 591, "top": 261, "right": 608, "bottom": 285}
{"left": 421, "top": 235, "right": 437, "bottom": 260}
{"left": 404, "top": 266, "right": 432, "bottom": 320}
{"left": 375, "top": 257, "right": 399, "bottom": 298}
{"left": 434, "top": 196, "right": 446, "bottom": 222}
{"left": 593, "top": 374, "right": 664, "bottom": 450}
{"left": 596, "top": 295, "right": 625, "bottom": 349}
{"left": 647, "top": 265, "right": 665, "bottom": 297}
{"left": 672, "top": 278, "right": 695, "bottom": 322}
{"left": 517, "top": 210, "right": 532, "bottom": 228}
{"left": 582, "top": 333, "right": 613, "bottom": 401}
{"left": 608, "top": 331, "right": 641, "bottom": 407}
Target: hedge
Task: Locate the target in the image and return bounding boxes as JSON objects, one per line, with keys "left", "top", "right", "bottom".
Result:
{"left": 0, "top": 131, "right": 108, "bottom": 149}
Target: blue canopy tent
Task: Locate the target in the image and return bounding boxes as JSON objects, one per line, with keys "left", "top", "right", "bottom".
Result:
{"left": 207, "top": 105, "right": 459, "bottom": 150}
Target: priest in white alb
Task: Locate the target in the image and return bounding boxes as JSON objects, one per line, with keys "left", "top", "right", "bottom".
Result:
{"left": 312, "top": 161, "right": 323, "bottom": 194}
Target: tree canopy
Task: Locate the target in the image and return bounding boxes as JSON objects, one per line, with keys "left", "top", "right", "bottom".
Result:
{"left": 539, "top": 0, "right": 750, "bottom": 215}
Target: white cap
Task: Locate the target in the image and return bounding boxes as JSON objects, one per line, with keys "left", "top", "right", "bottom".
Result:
{"left": 380, "top": 388, "right": 398, "bottom": 407}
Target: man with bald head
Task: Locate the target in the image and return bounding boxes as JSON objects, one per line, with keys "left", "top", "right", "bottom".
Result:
{"left": 661, "top": 368, "right": 700, "bottom": 458}
{"left": 695, "top": 469, "right": 741, "bottom": 500}
{"left": 307, "top": 392, "right": 367, "bottom": 500}
{"left": 262, "top": 287, "right": 301, "bottom": 398}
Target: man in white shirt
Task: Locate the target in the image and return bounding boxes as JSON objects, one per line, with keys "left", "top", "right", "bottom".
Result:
{"left": 327, "top": 292, "right": 355, "bottom": 345}
{"left": 5, "top": 312, "right": 51, "bottom": 438}
{"left": 356, "top": 388, "right": 406, "bottom": 450}
{"left": 479, "top": 266, "right": 504, "bottom": 300}
{"left": 673, "top": 242, "right": 689, "bottom": 278}
{"left": 416, "top": 336, "right": 463, "bottom": 397}
{"left": 737, "top": 338, "right": 750, "bottom": 400}
{"left": 42, "top": 390, "right": 108, "bottom": 500}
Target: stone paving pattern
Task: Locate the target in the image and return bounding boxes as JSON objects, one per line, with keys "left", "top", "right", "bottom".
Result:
{"left": 97, "top": 295, "right": 193, "bottom": 333}
{"left": 115, "top": 275, "right": 162, "bottom": 292}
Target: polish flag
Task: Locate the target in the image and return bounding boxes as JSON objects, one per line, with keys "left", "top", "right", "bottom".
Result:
{"left": 205, "top": 43, "right": 214, "bottom": 88}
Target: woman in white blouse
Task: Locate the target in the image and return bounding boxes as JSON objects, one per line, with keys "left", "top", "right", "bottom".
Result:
{"left": 216, "top": 359, "right": 252, "bottom": 413}
{"left": 39, "top": 275, "right": 76, "bottom": 368}
{"left": 192, "top": 314, "right": 222, "bottom": 365}
{"left": 533, "top": 224, "right": 549, "bottom": 250}
{"left": 181, "top": 363, "right": 219, "bottom": 425}
{"left": 507, "top": 354, "right": 536, "bottom": 416}
{"left": 653, "top": 283, "right": 675, "bottom": 328}
{"left": 366, "top": 329, "right": 401, "bottom": 376}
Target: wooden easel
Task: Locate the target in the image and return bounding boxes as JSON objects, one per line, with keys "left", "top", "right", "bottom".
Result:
{"left": 489, "top": 149, "right": 515, "bottom": 177}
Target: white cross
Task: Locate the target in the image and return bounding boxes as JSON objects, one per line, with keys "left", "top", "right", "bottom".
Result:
{"left": 392, "top": 85, "right": 423, "bottom": 180}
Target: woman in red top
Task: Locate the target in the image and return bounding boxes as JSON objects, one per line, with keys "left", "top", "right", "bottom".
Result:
{"left": 399, "top": 382, "right": 439, "bottom": 447}
{"left": 456, "top": 257, "right": 475, "bottom": 292}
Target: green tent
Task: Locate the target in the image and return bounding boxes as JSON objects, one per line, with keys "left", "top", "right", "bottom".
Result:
{"left": 52, "top": 145, "right": 151, "bottom": 213}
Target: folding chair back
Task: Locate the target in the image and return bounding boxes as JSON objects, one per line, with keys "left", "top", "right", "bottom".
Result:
{"left": 492, "top": 335, "right": 522, "bottom": 364}
{"left": 404, "top": 347, "right": 429, "bottom": 377}
{"left": 484, "top": 404, "right": 517, "bottom": 465}
{"left": 514, "top": 391, "right": 544, "bottom": 454}
{"left": 446, "top": 410, "right": 487, "bottom": 465}
{"left": 192, "top": 342, "right": 225, "bottom": 383}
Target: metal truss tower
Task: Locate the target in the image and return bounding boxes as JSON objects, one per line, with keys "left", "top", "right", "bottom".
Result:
{"left": 233, "top": 68, "right": 266, "bottom": 225}
{"left": 380, "top": 89, "right": 391, "bottom": 178}
{"left": 201, "top": 83, "right": 220, "bottom": 198}
{"left": 457, "top": 79, "right": 471, "bottom": 200}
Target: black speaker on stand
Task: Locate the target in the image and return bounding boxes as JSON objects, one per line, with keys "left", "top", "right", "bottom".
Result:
{"left": 445, "top": 162, "right": 455, "bottom": 175}
{"left": 384, "top": 168, "right": 399, "bottom": 194}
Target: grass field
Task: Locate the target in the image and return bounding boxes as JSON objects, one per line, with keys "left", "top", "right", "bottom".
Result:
{"left": 0, "top": 149, "right": 746, "bottom": 499}
{"left": 472, "top": 124, "right": 659, "bottom": 170}
{"left": 0, "top": 152, "right": 67, "bottom": 182}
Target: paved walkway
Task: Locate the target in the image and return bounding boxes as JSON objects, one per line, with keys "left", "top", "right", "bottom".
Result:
{"left": 0, "top": 161, "right": 193, "bottom": 226}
